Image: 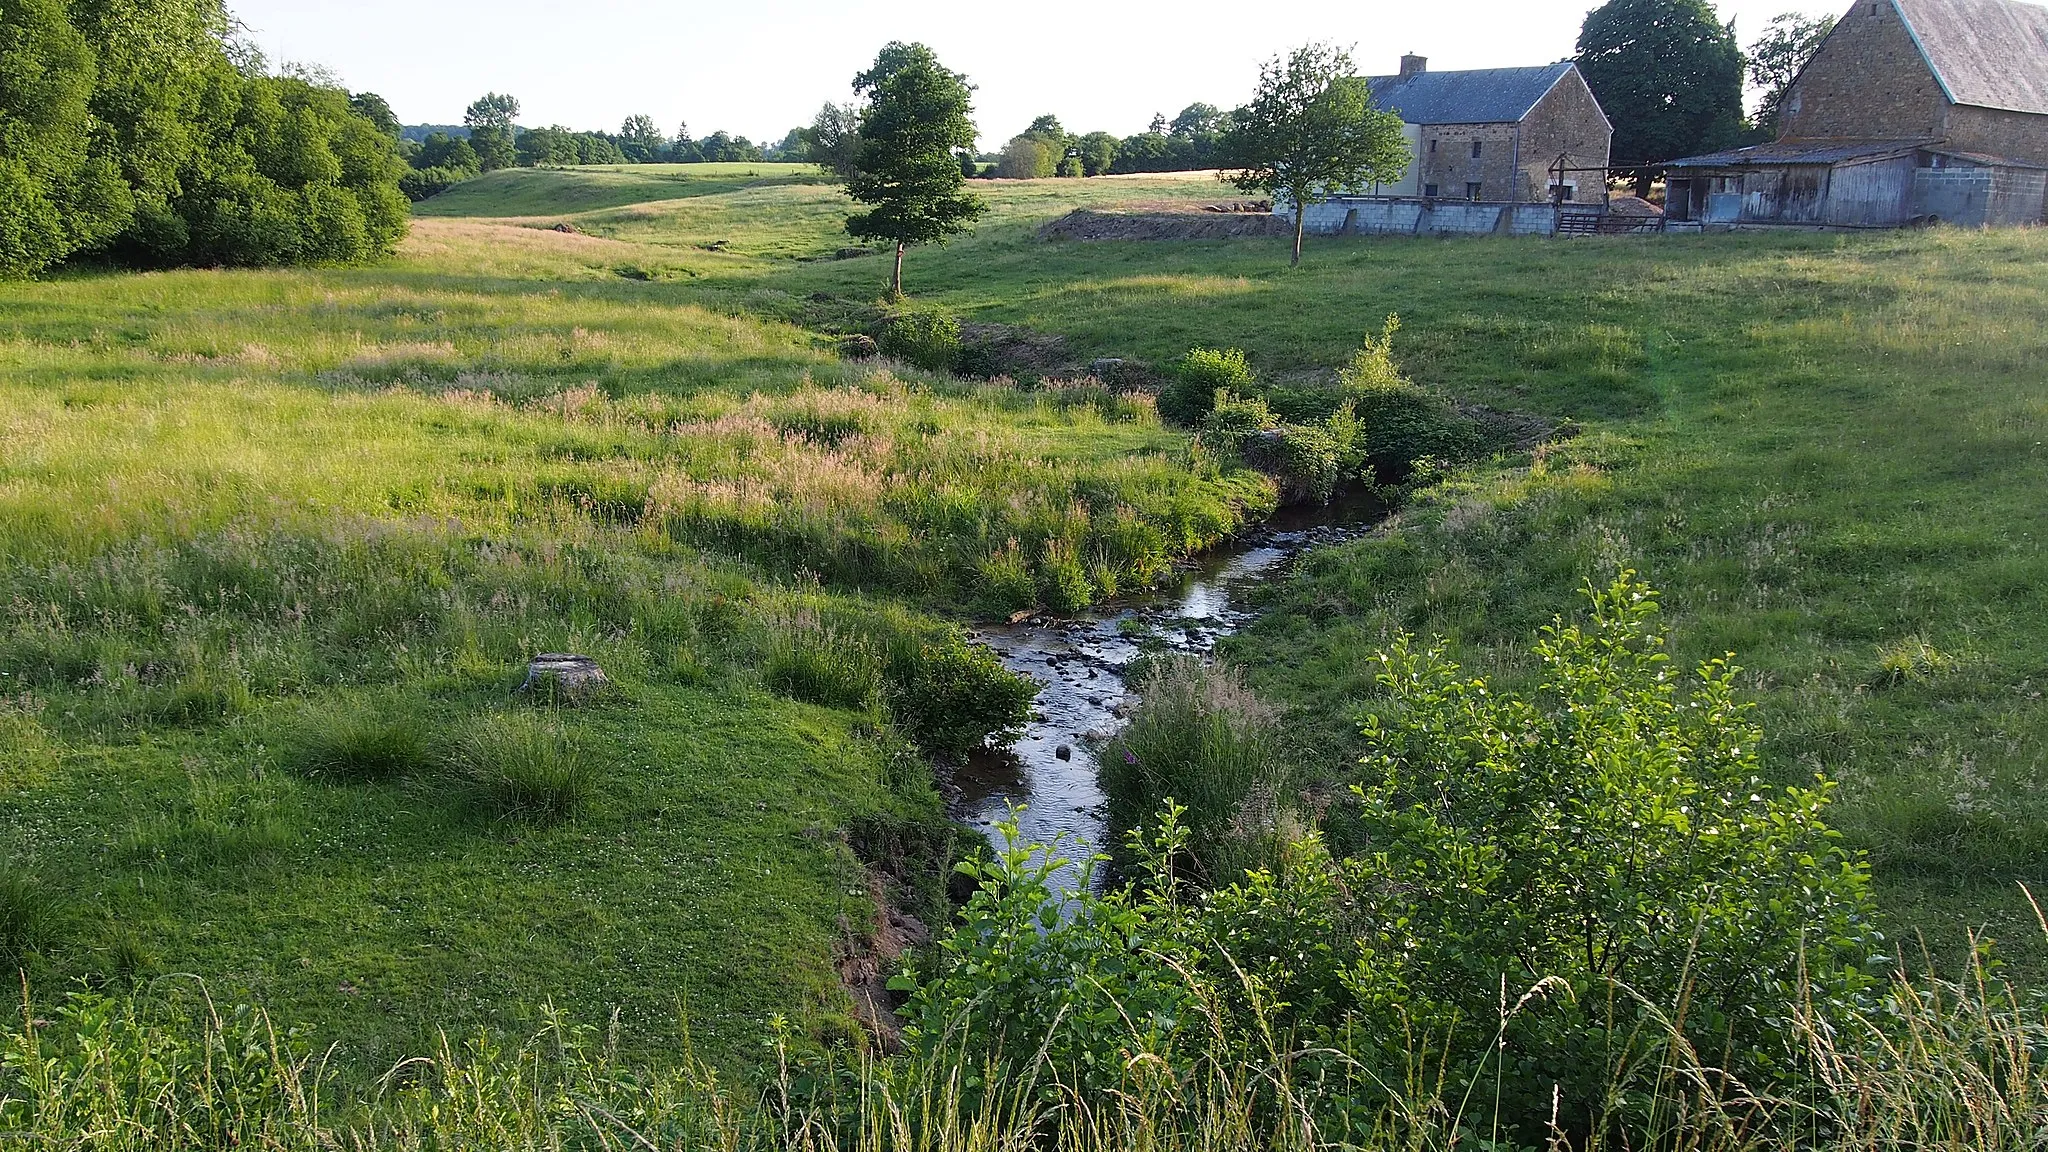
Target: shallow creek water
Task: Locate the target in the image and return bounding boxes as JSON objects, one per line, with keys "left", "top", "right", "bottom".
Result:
{"left": 947, "top": 496, "right": 1383, "bottom": 896}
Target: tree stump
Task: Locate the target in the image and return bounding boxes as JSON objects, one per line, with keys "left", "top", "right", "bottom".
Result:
{"left": 519, "top": 654, "right": 608, "bottom": 703}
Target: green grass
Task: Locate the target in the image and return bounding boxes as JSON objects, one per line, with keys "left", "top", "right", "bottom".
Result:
{"left": 437, "top": 163, "right": 2048, "bottom": 970}
{"left": 6, "top": 158, "right": 2048, "bottom": 1073}
{"left": 0, "top": 169, "right": 1278, "bottom": 1071}
{"left": 409, "top": 162, "right": 835, "bottom": 217}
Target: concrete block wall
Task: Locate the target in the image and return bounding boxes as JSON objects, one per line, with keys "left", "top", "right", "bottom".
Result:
{"left": 1298, "top": 198, "right": 1560, "bottom": 237}
{"left": 1912, "top": 167, "right": 2048, "bottom": 226}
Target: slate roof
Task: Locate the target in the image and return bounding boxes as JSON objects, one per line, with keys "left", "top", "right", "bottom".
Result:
{"left": 1665, "top": 139, "right": 1931, "bottom": 167}
{"left": 1894, "top": 0, "right": 2048, "bottom": 116}
{"left": 1364, "top": 63, "right": 1584, "bottom": 125}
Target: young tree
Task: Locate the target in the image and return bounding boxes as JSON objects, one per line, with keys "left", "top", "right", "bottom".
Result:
{"left": 1748, "top": 12, "right": 1835, "bottom": 138}
{"left": 1577, "top": 0, "right": 1745, "bottom": 194}
{"left": 463, "top": 92, "right": 520, "bottom": 171}
{"left": 1220, "top": 43, "right": 1408, "bottom": 267}
{"left": 843, "top": 41, "right": 984, "bottom": 297}
{"left": 996, "top": 134, "right": 1056, "bottom": 178}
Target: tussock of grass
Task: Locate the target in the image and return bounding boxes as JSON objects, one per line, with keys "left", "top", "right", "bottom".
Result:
{"left": 764, "top": 619, "right": 881, "bottom": 711}
{"left": 0, "top": 871, "right": 55, "bottom": 967}
{"left": 454, "top": 714, "right": 592, "bottom": 821}
{"left": 287, "top": 707, "right": 428, "bottom": 783}
{"left": 1100, "top": 656, "right": 1284, "bottom": 878}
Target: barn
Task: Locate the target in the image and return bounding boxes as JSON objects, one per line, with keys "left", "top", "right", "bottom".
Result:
{"left": 1664, "top": 0, "right": 2048, "bottom": 228}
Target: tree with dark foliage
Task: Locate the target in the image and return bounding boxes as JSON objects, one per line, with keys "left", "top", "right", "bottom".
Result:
{"left": 1577, "top": 0, "right": 1746, "bottom": 194}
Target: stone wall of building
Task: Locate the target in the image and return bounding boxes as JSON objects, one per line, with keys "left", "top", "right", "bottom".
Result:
{"left": 1781, "top": 0, "right": 1947, "bottom": 139}
{"left": 1518, "top": 70, "right": 1612, "bottom": 201}
{"left": 1412, "top": 124, "right": 1523, "bottom": 201}
{"left": 1943, "top": 105, "right": 2048, "bottom": 166}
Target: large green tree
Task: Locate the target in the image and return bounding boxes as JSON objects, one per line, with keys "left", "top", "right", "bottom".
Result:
{"left": 1220, "top": 42, "right": 1408, "bottom": 267}
{"left": 617, "top": 113, "right": 665, "bottom": 162}
{"left": 1577, "top": 0, "right": 1746, "bottom": 193}
{"left": 463, "top": 92, "right": 519, "bottom": 171}
{"left": 842, "top": 41, "right": 985, "bottom": 297}
{"left": 1748, "top": 12, "right": 1835, "bottom": 138}
{"left": 0, "top": 0, "right": 130, "bottom": 277}
{"left": 2, "top": 0, "right": 405, "bottom": 278}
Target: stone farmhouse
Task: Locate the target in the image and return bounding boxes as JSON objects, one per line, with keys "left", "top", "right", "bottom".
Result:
{"left": 1665, "top": 0, "right": 2048, "bottom": 227}
{"left": 1280, "top": 56, "right": 1615, "bottom": 237}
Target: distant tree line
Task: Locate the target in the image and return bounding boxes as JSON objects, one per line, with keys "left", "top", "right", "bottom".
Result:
{"left": 0, "top": 0, "right": 407, "bottom": 279}
{"left": 979, "top": 105, "right": 1229, "bottom": 178}
{"left": 395, "top": 94, "right": 811, "bottom": 200}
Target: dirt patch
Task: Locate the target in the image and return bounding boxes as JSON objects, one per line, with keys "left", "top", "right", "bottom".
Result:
{"left": 959, "top": 322, "right": 1071, "bottom": 377}
{"left": 1039, "top": 207, "right": 1293, "bottom": 242}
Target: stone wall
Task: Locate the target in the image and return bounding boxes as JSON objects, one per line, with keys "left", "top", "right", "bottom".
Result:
{"left": 1412, "top": 124, "right": 1524, "bottom": 201}
{"left": 1518, "top": 69, "right": 1612, "bottom": 201}
{"left": 1943, "top": 105, "right": 2048, "bottom": 167}
{"left": 1781, "top": 0, "right": 1946, "bottom": 140}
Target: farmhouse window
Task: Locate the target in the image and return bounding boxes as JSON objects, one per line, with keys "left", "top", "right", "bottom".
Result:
{"left": 1424, "top": 183, "right": 1439, "bottom": 197}
{"left": 1466, "top": 182, "right": 1482, "bottom": 200}
{"left": 1429, "top": 139, "right": 1437, "bottom": 152}
{"left": 1470, "top": 140, "right": 1482, "bottom": 158}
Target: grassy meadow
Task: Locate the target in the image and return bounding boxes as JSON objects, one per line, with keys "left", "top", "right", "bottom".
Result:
{"left": 4, "top": 157, "right": 2047, "bottom": 1091}
{"left": 0, "top": 171, "right": 1271, "bottom": 1070}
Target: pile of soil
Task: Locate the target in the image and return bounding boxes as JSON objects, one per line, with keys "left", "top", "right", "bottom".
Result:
{"left": 1606, "top": 194, "right": 1664, "bottom": 217}
{"left": 1038, "top": 207, "right": 1293, "bottom": 242}
{"left": 959, "top": 322, "right": 1070, "bottom": 377}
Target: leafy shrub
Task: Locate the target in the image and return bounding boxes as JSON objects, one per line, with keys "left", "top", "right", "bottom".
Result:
{"left": 455, "top": 714, "right": 592, "bottom": 821}
{"left": 1201, "top": 395, "right": 1341, "bottom": 503}
{"left": 875, "top": 308, "right": 962, "bottom": 373}
{"left": 764, "top": 623, "right": 881, "bottom": 711}
{"left": 908, "top": 576, "right": 1881, "bottom": 1144}
{"left": 1240, "top": 422, "right": 1340, "bottom": 503}
{"left": 1099, "top": 657, "right": 1284, "bottom": 880}
{"left": 879, "top": 633, "right": 1036, "bottom": 760}
{"left": 1157, "top": 347, "right": 1253, "bottom": 427}
{"left": 1196, "top": 390, "right": 1277, "bottom": 454}
{"left": 398, "top": 165, "right": 472, "bottom": 201}
{"left": 1343, "top": 573, "right": 1877, "bottom": 1132}
{"left": 287, "top": 707, "right": 427, "bottom": 782}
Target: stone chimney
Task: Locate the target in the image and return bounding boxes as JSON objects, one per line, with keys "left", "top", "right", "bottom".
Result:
{"left": 1399, "top": 54, "right": 1427, "bottom": 77}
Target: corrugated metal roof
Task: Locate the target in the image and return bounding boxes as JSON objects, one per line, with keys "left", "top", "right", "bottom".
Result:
{"left": 1365, "top": 63, "right": 1577, "bottom": 125}
{"left": 1895, "top": 0, "right": 2048, "bottom": 116}
{"left": 1666, "top": 138, "right": 1931, "bottom": 167}
{"left": 1927, "top": 147, "right": 2048, "bottom": 168}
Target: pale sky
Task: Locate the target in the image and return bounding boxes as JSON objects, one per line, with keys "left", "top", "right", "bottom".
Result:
{"left": 231, "top": 0, "right": 1838, "bottom": 146}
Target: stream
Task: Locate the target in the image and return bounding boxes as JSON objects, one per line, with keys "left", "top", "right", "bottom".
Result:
{"left": 948, "top": 495, "right": 1384, "bottom": 896}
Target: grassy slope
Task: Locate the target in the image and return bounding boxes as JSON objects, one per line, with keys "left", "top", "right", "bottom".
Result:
{"left": 503, "top": 168, "right": 2042, "bottom": 967}
{"left": 9, "top": 160, "right": 2045, "bottom": 1065}
{"left": 0, "top": 172, "right": 1273, "bottom": 1071}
